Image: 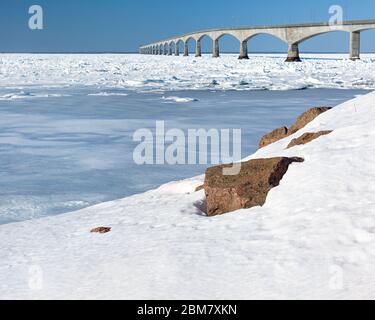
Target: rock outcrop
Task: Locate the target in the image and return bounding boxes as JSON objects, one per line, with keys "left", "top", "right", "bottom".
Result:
{"left": 288, "top": 107, "right": 332, "bottom": 134}
{"left": 259, "top": 127, "right": 289, "bottom": 149}
{"left": 90, "top": 227, "right": 111, "bottom": 234}
{"left": 287, "top": 131, "right": 333, "bottom": 149}
{"left": 259, "top": 107, "right": 332, "bottom": 149}
{"left": 204, "top": 157, "right": 304, "bottom": 216}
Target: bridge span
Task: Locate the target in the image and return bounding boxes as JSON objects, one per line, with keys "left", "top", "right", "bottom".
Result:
{"left": 139, "top": 20, "right": 375, "bottom": 61}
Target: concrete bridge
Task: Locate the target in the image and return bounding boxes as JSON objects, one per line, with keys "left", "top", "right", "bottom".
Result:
{"left": 139, "top": 20, "right": 375, "bottom": 61}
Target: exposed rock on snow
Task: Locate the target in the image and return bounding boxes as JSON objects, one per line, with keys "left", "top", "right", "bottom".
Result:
{"left": 90, "top": 227, "right": 111, "bottom": 234}
{"left": 259, "top": 127, "right": 289, "bottom": 149}
{"left": 204, "top": 157, "right": 304, "bottom": 216}
{"left": 289, "top": 107, "right": 332, "bottom": 135}
{"left": 259, "top": 107, "right": 331, "bottom": 148}
{"left": 287, "top": 131, "right": 333, "bottom": 149}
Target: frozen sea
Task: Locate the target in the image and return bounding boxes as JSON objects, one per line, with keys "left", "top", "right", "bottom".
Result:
{"left": 0, "top": 85, "right": 369, "bottom": 224}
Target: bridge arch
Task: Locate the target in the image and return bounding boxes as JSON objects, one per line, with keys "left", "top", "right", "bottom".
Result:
{"left": 195, "top": 34, "right": 213, "bottom": 56}
{"left": 182, "top": 37, "right": 196, "bottom": 56}
{"left": 209, "top": 33, "right": 241, "bottom": 58}
{"left": 214, "top": 32, "right": 241, "bottom": 42}
{"left": 297, "top": 30, "right": 349, "bottom": 53}
{"left": 293, "top": 29, "right": 364, "bottom": 61}
{"left": 286, "top": 25, "right": 375, "bottom": 61}
{"left": 168, "top": 41, "right": 176, "bottom": 55}
{"left": 175, "top": 39, "right": 184, "bottom": 56}
{"left": 163, "top": 43, "right": 169, "bottom": 55}
{"left": 196, "top": 34, "right": 213, "bottom": 42}
{"left": 244, "top": 31, "right": 287, "bottom": 44}
{"left": 243, "top": 32, "right": 288, "bottom": 58}
{"left": 294, "top": 29, "right": 350, "bottom": 45}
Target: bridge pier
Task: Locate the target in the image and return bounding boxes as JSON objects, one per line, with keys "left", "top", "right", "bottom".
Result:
{"left": 350, "top": 31, "right": 361, "bottom": 61}
{"left": 168, "top": 45, "right": 173, "bottom": 56}
{"left": 213, "top": 39, "right": 220, "bottom": 58}
{"left": 175, "top": 44, "right": 180, "bottom": 56}
{"left": 286, "top": 43, "right": 301, "bottom": 62}
{"left": 239, "top": 40, "right": 249, "bottom": 59}
{"left": 195, "top": 40, "right": 202, "bottom": 57}
{"left": 184, "top": 42, "right": 189, "bottom": 56}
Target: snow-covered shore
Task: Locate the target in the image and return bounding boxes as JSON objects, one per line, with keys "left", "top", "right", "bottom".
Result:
{"left": 1, "top": 91, "right": 374, "bottom": 299}
{"left": 1, "top": 53, "right": 375, "bottom": 92}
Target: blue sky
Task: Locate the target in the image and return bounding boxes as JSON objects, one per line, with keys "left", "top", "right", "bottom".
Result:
{"left": 1, "top": 0, "right": 375, "bottom": 52}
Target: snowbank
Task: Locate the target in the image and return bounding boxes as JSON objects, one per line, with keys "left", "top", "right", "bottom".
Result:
{"left": 0, "top": 91, "right": 374, "bottom": 299}
{"left": 1, "top": 53, "right": 375, "bottom": 92}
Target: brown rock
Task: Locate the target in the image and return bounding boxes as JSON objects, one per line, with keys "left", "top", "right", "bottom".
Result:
{"left": 288, "top": 107, "right": 332, "bottom": 135}
{"left": 204, "top": 157, "right": 304, "bottom": 216}
{"left": 90, "top": 227, "right": 111, "bottom": 234}
{"left": 287, "top": 130, "right": 333, "bottom": 149}
{"left": 259, "top": 127, "right": 288, "bottom": 149}
{"left": 259, "top": 107, "right": 332, "bottom": 149}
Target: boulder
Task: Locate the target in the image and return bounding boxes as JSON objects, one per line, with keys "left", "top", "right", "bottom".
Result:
{"left": 288, "top": 107, "right": 332, "bottom": 135}
{"left": 259, "top": 127, "right": 288, "bottom": 149}
{"left": 259, "top": 107, "right": 332, "bottom": 149}
{"left": 287, "top": 130, "right": 333, "bottom": 149}
{"left": 204, "top": 157, "right": 304, "bottom": 216}
{"left": 90, "top": 227, "right": 111, "bottom": 234}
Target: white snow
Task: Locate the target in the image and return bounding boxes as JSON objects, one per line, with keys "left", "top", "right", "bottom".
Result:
{"left": 1, "top": 53, "right": 375, "bottom": 91}
{"left": 1, "top": 91, "right": 375, "bottom": 299}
